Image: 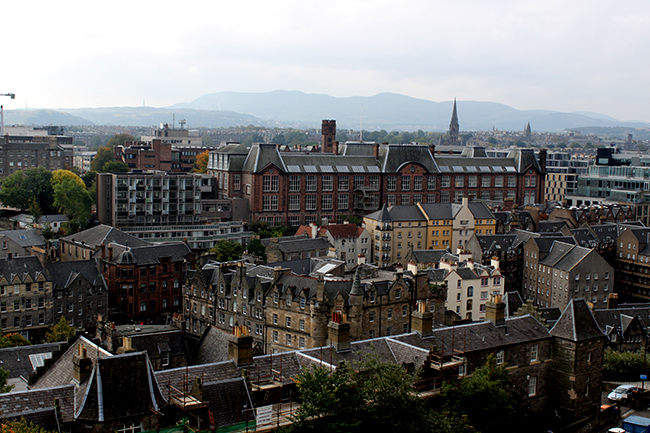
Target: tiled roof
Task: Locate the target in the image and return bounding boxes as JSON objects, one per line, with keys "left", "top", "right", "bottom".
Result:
{"left": 0, "top": 256, "right": 49, "bottom": 283}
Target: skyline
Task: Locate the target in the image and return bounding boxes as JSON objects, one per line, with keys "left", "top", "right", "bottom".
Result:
{"left": 2, "top": 1, "right": 650, "bottom": 122}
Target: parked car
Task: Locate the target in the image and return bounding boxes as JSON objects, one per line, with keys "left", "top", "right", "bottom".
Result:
{"left": 608, "top": 384, "right": 640, "bottom": 403}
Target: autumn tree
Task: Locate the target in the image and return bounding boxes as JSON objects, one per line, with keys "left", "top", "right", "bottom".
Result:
{"left": 0, "top": 333, "right": 30, "bottom": 348}
{"left": 0, "top": 418, "right": 56, "bottom": 433}
{"left": 51, "top": 169, "right": 85, "bottom": 188}
{"left": 193, "top": 150, "right": 209, "bottom": 173}
{"left": 90, "top": 133, "right": 136, "bottom": 172}
{"left": 101, "top": 161, "right": 129, "bottom": 173}
{"left": 0, "top": 367, "right": 13, "bottom": 393}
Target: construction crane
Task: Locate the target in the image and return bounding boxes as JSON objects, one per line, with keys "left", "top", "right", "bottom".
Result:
{"left": 1, "top": 92, "right": 16, "bottom": 136}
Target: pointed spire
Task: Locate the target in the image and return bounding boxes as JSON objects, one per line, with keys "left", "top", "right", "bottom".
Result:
{"left": 350, "top": 267, "right": 363, "bottom": 296}
{"left": 449, "top": 98, "right": 459, "bottom": 144}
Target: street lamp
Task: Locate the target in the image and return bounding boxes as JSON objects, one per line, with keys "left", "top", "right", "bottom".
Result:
{"left": 1, "top": 92, "right": 16, "bottom": 136}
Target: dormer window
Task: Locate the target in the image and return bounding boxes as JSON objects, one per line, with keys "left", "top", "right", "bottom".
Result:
{"left": 370, "top": 291, "right": 376, "bottom": 303}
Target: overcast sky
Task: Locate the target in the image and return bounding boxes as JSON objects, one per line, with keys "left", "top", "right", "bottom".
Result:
{"left": 2, "top": 0, "right": 650, "bottom": 122}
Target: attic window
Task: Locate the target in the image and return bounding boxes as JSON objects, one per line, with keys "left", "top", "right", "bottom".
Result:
{"left": 300, "top": 297, "right": 306, "bottom": 309}
{"left": 370, "top": 291, "right": 376, "bottom": 303}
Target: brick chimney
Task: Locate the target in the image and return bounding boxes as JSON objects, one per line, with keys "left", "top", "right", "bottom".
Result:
{"left": 328, "top": 312, "right": 350, "bottom": 352}
{"left": 428, "top": 144, "right": 436, "bottom": 155}
{"left": 411, "top": 300, "right": 433, "bottom": 337}
{"left": 373, "top": 143, "right": 379, "bottom": 160}
{"left": 73, "top": 344, "right": 93, "bottom": 383}
{"left": 485, "top": 294, "right": 506, "bottom": 326}
{"left": 228, "top": 325, "right": 253, "bottom": 367}
{"left": 607, "top": 293, "right": 619, "bottom": 309}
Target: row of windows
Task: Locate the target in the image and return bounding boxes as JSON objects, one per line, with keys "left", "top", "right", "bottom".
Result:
{"left": 0, "top": 313, "right": 46, "bottom": 329}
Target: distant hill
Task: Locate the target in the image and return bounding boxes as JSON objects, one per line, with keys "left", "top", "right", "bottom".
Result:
{"left": 170, "top": 90, "right": 650, "bottom": 132}
{"left": 4, "top": 91, "right": 649, "bottom": 132}
{"left": 3, "top": 107, "right": 273, "bottom": 129}
{"left": 3, "top": 110, "right": 94, "bottom": 126}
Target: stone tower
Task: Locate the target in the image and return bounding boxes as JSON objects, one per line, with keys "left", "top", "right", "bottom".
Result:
{"left": 525, "top": 122, "right": 532, "bottom": 141}
{"left": 321, "top": 120, "right": 336, "bottom": 153}
{"left": 449, "top": 99, "right": 459, "bottom": 144}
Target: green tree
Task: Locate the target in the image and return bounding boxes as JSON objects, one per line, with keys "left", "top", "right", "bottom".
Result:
{"left": 0, "top": 366, "right": 13, "bottom": 393}
{"left": 45, "top": 316, "right": 76, "bottom": 343}
{"left": 211, "top": 240, "right": 244, "bottom": 262}
{"left": 53, "top": 180, "right": 92, "bottom": 231}
{"left": 290, "top": 349, "right": 471, "bottom": 433}
{"left": 0, "top": 167, "right": 54, "bottom": 213}
{"left": 91, "top": 146, "right": 114, "bottom": 171}
{"left": 81, "top": 171, "right": 97, "bottom": 190}
{"left": 246, "top": 238, "right": 267, "bottom": 261}
{"left": 101, "top": 161, "right": 129, "bottom": 173}
{"left": 90, "top": 135, "right": 106, "bottom": 149}
{"left": 202, "top": 135, "right": 214, "bottom": 147}
{"left": 0, "top": 333, "right": 30, "bottom": 348}
{"left": 441, "top": 353, "right": 516, "bottom": 432}
{"left": 106, "top": 133, "right": 137, "bottom": 148}
{"left": 487, "top": 136, "right": 498, "bottom": 145}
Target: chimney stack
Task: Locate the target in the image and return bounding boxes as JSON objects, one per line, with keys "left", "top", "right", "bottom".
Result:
{"left": 607, "top": 293, "right": 619, "bottom": 309}
{"left": 373, "top": 143, "right": 379, "bottom": 160}
{"left": 228, "top": 325, "right": 253, "bottom": 367}
{"left": 73, "top": 344, "right": 93, "bottom": 383}
{"left": 328, "top": 312, "right": 350, "bottom": 352}
{"left": 411, "top": 300, "right": 433, "bottom": 337}
{"left": 485, "top": 294, "right": 506, "bottom": 326}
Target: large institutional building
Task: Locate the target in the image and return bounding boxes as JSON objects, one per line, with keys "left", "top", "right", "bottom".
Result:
{"left": 207, "top": 121, "right": 546, "bottom": 226}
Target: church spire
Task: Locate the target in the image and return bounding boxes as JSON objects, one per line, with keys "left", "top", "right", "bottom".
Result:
{"left": 449, "top": 98, "right": 459, "bottom": 144}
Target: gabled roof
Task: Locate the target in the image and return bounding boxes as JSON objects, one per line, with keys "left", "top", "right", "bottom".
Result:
{"left": 261, "top": 236, "right": 331, "bottom": 254}
{"left": 62, "top": 224, "right": 150, "bottom": 249}
{"left": 475, "top": 234, "right": 517, "bottom": 255}
{"left": 195, "top": 326, "right": 231, "bottom": 365}
{"left": 0, "top": 229, "right": 46, "bottom": 248}
{"left": 550, "top": 299, "right": 604, "bottom": 341}
{"left": 0, "top": 256, "right": 49, "bottom": 283}
{"left": 29, "top": 336, "right": 112, "bottom": 390}
{"left": 321, "top": 223, "right": 364, "bottom": 239}
{"left": 407, "top": 249, "right": 450, "bottom": 265}
{"left": 468, "top": 202, "right": 494, "bottom": 220}
{"left": 48, "top": 260, "right": 105, "bottom": 290}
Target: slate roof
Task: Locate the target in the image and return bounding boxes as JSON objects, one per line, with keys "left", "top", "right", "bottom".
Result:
{"left": 570, "top": 228, "right": 600, "bottom": 248}
{"left": 594, "top": 307, "right": 650, "bottom": 335}
{"left": 0, "top": 256, "right": 49, "bottom": 282}
{"left": 61, "top": 224, "right": 150, "bottom": 249}
{"left": 365, "top": 204, "right": 392, "bottom": 222}
{"left": 0, "top": 342, "right": 62, "bottom": 381}
{"left": 539, "top": 220, "right": 569, "bottom": 233}
{"left": 125, "top": 329, "right": 188, "bottom": 364}
{"left": 195, "top": 326, "right": 231, "bottom": 365}
{"left": 48, "top": 259, "right": 105, "bottom": 291}
{"left": 203, "top": 378, "right": 255, "bottom": 429}
{"left": 468, "top": 202, "right": 494, "bottom": 219}
{"left": 0, "top": 229, "right": 46, "bottom": 248}
{"left": 98, "top": 242, "right": 192, "bottom": 266}
{"left": 407, "top": 249, "right": 450, "bottom": 265}
{"left": 29, "top": 336, "right": 112, "bottom": 390}
{"left": 550, "top": 299, "right": 604, "bottom": 341}
{"left": 0, "top": 385, "right": 75, "bottom": 423}
{"left": 76, "top": 352, "right": 166, "bottom": 422}
{"left": 533, "top": 236, "right": 575, "bottom": 255}
{"left": 261, "top": 236, "right": 331, "bottom": 254}
{"left": 476, "top": 235, "right": 517, "bottom": 255}
{"left": 417, "top": 203, "right": 456, "bottom": 220}
{"left": 392, "top": 315, "right": 550, "bottom": 354}
{"left": 540, "top": 241, "right": 592, "bottom": 272}
{"left": 376, "top": 144, "right": 438, "bottom": 174}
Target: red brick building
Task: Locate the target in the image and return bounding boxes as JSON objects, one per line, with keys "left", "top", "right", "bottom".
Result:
{"left": 95, "top": 242, "right": 194, "bottom": 323}
{"left": 115, "top": 139, "right": 208, "bottom": 173}
{"left": 207, "top": 137, "right": 546, "bottom": 227}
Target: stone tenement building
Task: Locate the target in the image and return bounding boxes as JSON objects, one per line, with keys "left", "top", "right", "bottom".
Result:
{"left": 182, "top": 260, "right": 446, "bottom": 354}
{"left": 0, "top": 256, "right": 53, "bottom": 340}
{"left": 1, "top": 296, "right": 605, "bottom": 432}
{"left": 207, "top": 122, "right": 546, "bottom": 226}
{"left": 0, "top": 133, "right": 73, "bottom": 179}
